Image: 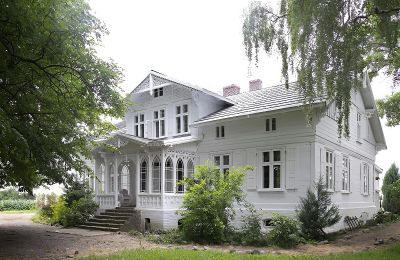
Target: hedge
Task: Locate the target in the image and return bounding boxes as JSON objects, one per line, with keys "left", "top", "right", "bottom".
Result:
{"left": 0, "top": 199, "right": 36, "bottom": 211}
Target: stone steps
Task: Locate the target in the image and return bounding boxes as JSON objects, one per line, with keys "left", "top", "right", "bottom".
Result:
{"left": 78, "top": 206, "right": 136, "bottom": 232}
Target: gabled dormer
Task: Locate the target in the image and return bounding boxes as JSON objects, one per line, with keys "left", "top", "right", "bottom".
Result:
{"left": 124, "top": 70, "right": 234, "bottom": 140}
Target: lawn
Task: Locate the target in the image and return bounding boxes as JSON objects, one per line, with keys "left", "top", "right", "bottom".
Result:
{"left": 82, "top": 243, "right": 400, "bottom": 260}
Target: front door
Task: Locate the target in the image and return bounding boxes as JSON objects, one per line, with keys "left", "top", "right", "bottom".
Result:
{"left": 118, "top": 160, "right": 136, "bottom": 207}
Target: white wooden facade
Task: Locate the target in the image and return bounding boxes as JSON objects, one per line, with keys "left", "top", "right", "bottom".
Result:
{"left": 90, "top": 71, "right": 386, "bottom": 231}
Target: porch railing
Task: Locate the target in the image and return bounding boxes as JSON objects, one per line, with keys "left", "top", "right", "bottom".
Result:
{"left": 137, "top": 194, "right": 162, "bottom": 208}
{"left": 96, "top": 194, "right": 116, "bottom": 209}
{"left": 164, "top": 194, "right": 184, "bottom": 208}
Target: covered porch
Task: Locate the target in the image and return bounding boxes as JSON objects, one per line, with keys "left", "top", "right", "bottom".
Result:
{"left": 89, "top": 134, "right": 196, "bottom": 210}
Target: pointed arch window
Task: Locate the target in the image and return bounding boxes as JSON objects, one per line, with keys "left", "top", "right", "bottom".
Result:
{"left": 119, "top": 164, "right": 130, "bottom": 194}
{"left": 99, "top": 164, "right": 105, "bottom": 193}
{"left": 109, "top": 163, "right": 115, "bottom": 192}
{"left": 165, "top": 157, "right": 174, "bottom": 193}
{"left": 152, "top": 157, "right": 161, "bottom": 193}
{"left": 187, "top": 160, "right": 194, "bottom": 179}
{"left": 176, "top": 159, "right": 184, "bottom": 193}
{"left": 140, "top": 160, "right": 148, "bottom": 193}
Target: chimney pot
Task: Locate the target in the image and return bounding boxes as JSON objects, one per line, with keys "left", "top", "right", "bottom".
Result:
{"left": 249, "top": 79, "right": 262, "bottom": 91}
{"left": 223, "top": 84, "right": 240, "bottom": 97}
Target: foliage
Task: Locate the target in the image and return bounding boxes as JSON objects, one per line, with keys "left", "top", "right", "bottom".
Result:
{"left": 383, "top": 179, "right": 400, "bottom": 214}
{"left": 179, "top": 162, "right": 253, "bottom": 243}
{"left": 377, "top": 92, "right": 400, "bottom": 127}
{"left": 81, "top": 243, "right": 400, "bottom": 260}
{"left": 32, "top": 193, "right": 59, "bottom": 224}
{"left": 145, "top": 229, "right": 186, "bottom": 244}
{"left": 297, "top": 177, "right": 341, "bottom": 240}
{"left": 0, "top": 0, "right": 127, "bottom": 192}
{"left": 238, "top": 203, "right": 267, "bottom": 246}
{"left": 243, "top": 0, "right": 400, "bottom": 135}
{"left": 0, "top": 188, "right": 35, "bottom": 200}
{"left": 50, "top": 197, "right": 70, "bottom": 225}
{"left": 0, "top": 199, "right": 36, "bottom": 211}
{"left": 382, "top": 163, "right": 400, "bottom": 211}
{"left": 366, "top": 210, "right": 399, "bottom": 226}
{"left": 267, "top": 214, "right": 300, "bottom": 248}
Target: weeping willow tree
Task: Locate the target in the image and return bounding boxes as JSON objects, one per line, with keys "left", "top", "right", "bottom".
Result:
{"left": 243, "top": 0, "right": 400, "bottom": 137}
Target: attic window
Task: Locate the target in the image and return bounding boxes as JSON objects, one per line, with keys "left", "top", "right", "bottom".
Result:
{"left": 154, "top": 87, "right": 164, "bottom": 98}
{"left": 266, "top": 118, "right": 277, "bottom": 132}
{"left": 216, "top": 126, "right": 225, "bottom": 138}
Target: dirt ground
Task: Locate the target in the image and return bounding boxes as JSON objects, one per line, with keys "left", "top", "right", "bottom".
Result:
{"left": 1, "top": 213, "right": 400, "bottom": 259}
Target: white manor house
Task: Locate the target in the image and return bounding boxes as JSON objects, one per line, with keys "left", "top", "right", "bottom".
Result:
{"left": 87, "top": 70, "right": 386, "bottom": 232}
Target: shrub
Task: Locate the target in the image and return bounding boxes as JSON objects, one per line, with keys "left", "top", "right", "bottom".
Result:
{"left": 50, "top": 197, "right": 70, "bottom": 225}
{"left": 267, "top": 214, "right": 299, "bottom": 248}
{"left": 0, "top": 199, "right": 36, "bottom": 211}
{"left": 366, "top": 211, "right": 400, "bottom": 226}
{"left": 238, "top": 203, "right": 267, "bottom": 246}
{"left": 383, "top": 179, "right": 400, "bottom": 214}
{"left": 146, "top": 229, "right": 185, "bottom": 244}
{"left": 0, "top": 188, "right": 35, "bottom": 200}
{"left": 297, "top": 177, "right": 341, "bottom": 240}
{"left": 179, "top": 162, "right": 253, "bottom": 243}
{"left": 382, "top": 163, "right": 399, "bottom": 211}
{"left": 33, "top": 193, "right": 59, "bottom": 224}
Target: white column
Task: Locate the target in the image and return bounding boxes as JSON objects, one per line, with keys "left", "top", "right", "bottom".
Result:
{"left": 114, "top": 155, "right": 118, "bottom": 207}
{"left": 104, "top": 157, "right": 109, "bottom": 194}
{"left": 161, "top": 149, "right": 165, "bottom": 207}
{"left": 93, "top": 158, "right": 98, "bottom": 195}
{"left": 172, "top": 156, "right": 176, "bottom": 194}
{"left": 148, "top": 153, "right": 153, "bottom": 193}
{"left": 136, "top": 153, "right": 140, "bottom": 203}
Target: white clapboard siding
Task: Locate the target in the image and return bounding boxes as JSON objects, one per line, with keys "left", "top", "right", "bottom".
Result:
{"left": 285, "top": 147, "right": 297, "bottom": 190}
{"left": 246, "top": 148, "right": 257, "bottom": 190}
{"left": 320, "top": 147, "right": 326, "bottom": 184}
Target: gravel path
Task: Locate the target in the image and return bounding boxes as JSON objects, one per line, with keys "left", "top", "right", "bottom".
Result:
{"left": 0, "top": 213, "right": 156, "bottom": 259}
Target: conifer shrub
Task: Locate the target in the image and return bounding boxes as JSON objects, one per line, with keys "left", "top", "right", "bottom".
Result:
{"left": 297, "top": 177, "right": 341, "bottom": 240}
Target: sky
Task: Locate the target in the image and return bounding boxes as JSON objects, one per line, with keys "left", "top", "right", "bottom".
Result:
{"left": 37, "top": 0, "right": 399, "bottom": 195}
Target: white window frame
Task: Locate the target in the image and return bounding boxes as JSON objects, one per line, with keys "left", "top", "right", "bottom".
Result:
{"left": 175, "top": 104, "right": 189, "bottom": 135}
{"left": 165, "top": 157, "right": 174, "bottom": 193}
{"left": 362, "top": 163, "right": 369, "bottom": 195}
{"left": 152, "top": 157, "right": 161, "bottom": 193}
{"left": 99, "top": 164, "right": 105, "bottom": 193}
{"left": 325, "top": 150, "right": 334, "bottom": 191}
{"left": 176, "top": 159, "right": 185, "bottom": 193}
{"left": 259, "top": 149, "right": 284, "bottom": 191}
{"left": 265, "top": 117, "right": 277, "bottom": 132}
{"left": 109, "top": 163, "right": 115, "bottom": 193}
{"left": 153, "top": 109, "right": 166, "bottom": 138}
{"left": 187, "top": 160, "right": 194, "bottom": 179}
{"left": 342, "top": 156, "right": 350, "bottom": 192}
{"left": 154, "top": 87, "right": 164, "bottom": 98}
{"left": 214, "top": 154, "right": 231, "bottom": 174}
{"left": 134, "top": 113, "right": 145, "bottom": 138}
{"left": 216, "top": 125, "right": 225, "bottom": 139}
{"left": 140, "top": 159, "right": 148, "bottom": 193}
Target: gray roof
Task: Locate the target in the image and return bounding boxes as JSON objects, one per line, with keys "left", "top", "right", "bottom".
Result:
{"left": 193, "top": 82, "right": 326, "bottom": 125}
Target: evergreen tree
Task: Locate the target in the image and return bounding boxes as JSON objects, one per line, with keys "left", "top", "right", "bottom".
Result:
{"left": 297, "top": 177, "right": 341, "bottom": 240}
{"left": 382, "top": 163, "right": 399, "bottom": 211}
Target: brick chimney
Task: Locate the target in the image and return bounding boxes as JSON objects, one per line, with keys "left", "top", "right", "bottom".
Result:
{"left": 223, "top": 84, "right": 240, "bottom": 97}
{"left": 249, "top": 79, "right": 262, "bottom": 91}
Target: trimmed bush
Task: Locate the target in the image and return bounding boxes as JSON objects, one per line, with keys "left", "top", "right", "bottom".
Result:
{"left": 267, "top": 214, "right": 300, "bottom": 248}
{"left": 0, "top": 199, "right": 36, "bottom": 211}
{"left": 238, "top": 204, "right": 267, "bottom": 246}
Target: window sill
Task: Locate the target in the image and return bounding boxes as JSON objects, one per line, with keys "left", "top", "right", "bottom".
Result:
{"left": 356, "top": 139, "right": 363, "bottom": 144}
{"left": 341, "top": 191, "right": 351, "bottom": 194}
{"left": 326, "top": 189, "right": 335, "bottom": 193}
{"left": 362, "top": 193, "right": 369, "bottom": 196}
{"left": 173, "top": 132, "right": 190, "bottom": 138}
{"left": 257, "top": 188, "right": 285, "bottom": 192}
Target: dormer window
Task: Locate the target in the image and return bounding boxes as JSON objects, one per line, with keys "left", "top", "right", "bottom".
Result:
{"left": 176, "top": 104, "right": 189, "bottom": 134}
{"left": 154, "top": 87, "right": 164, "bottom": 98}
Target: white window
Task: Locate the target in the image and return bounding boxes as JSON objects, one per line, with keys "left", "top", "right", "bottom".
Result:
{"left": 261, "top": 150, "right": 283, "bottom": 189}
{"left": 140, "top": 160, "right": 148, "bottom": 193}
{"left": 266, "top": 118, "right": 277, "bottom": 132}
{"left": 176, "top": 159, "right": 185, "bottom": 193}
{"left": 176, "top": 104, "right": 189, "bottom": 134}
{"left": 99, "top": 164, "right": 105, "bottom": 193}
{"left": 342, "top": 156, "right": 350, "bottom": 191}
{"left": 326, "top": 150, "right": 334, "bottom": 190}
{"left": 118, "top": 163, "right": 130, "bottom": 193}
{"left": 357, "top": 112, "right": 362, "bottom": 141}
{"left": 216, "top": 126, "right": 225, "bottom": 138}
{"left": 152, "top": 157, "right": 161, "bottom": 193}
{"left": 362, "top": 163, "right": 369, "bottom": 195}
{"left": 165, "top": 157, "right": 174, "bottom": 193}
{"left": 187, "top": 160, "right": 194, "bottom": 179}
{"left": 154, "top": 87, "right": 164, "bottom": 98}
{"left": 153, "top": 109, "right": 165, "bottom": 138}
{"left": 109, "top": 163, "right": 115, "bottom": 192}
{"left": 326, "top": 101, "right": 338, "bottom": 120}
{"left": 134, "top": 114, "right": 145, "bottom": 138}
{"left": 214, "top": 154, "right": 230, "bottom": 174}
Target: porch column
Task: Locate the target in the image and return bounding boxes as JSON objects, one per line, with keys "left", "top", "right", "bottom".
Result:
{"left": 114, "top": 155, "right": 118, "bottom": 207}
{"left": 136, "top": 153, "right": 140, "bottom": 204}
{"left": 93, "top": 158, "right": 98, "bottom": 195}
{"left": 161, "top": 149, "right": 165, "bottom": 207}
{"left": 172, "top": 156, "right": 176, "bottom": 194}
{"left": 148, "top": 153, "right": 153, "bottom": 193}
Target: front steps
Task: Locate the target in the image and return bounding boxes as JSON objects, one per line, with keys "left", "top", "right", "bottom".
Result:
{"left": 78, "top": 206, "right": 135, "bottom": 232}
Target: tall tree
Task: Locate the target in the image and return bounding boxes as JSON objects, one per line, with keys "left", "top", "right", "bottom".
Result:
{"left": 243, "top": 0, "right": 400, "bottom": 136}
{"left": 0, "top": 0, "right": 126, "bottom": 192}
{"left": 382, "top": 163, "right": 399, "bottom": 211}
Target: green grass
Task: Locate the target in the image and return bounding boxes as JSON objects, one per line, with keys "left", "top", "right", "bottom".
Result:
{"left": 81, "top": 243, "right": 400, "bottom": 260}
{"left": 0, "top": 209, "right": 37, "bottom": 214}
